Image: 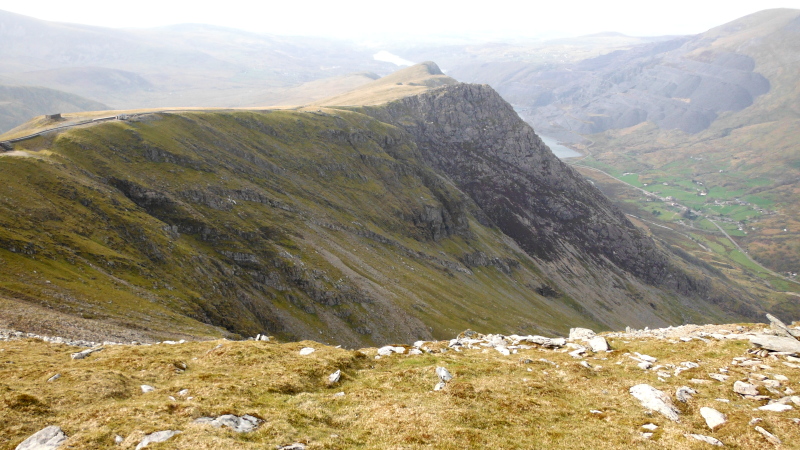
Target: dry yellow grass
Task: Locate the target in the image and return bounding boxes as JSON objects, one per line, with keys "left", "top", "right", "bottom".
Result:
{"left": 2, "top": 325, "right": 799, "bottom": 449}
{"left": 314, "top": 62, "right": 457, "bottom": 107}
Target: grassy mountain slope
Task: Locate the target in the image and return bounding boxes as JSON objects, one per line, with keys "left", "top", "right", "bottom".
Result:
{"left": 0, "top": 63, "right": 778, "bottom": 346}
{"left": 0, "top": 107, "right": 608, "bottom": 346}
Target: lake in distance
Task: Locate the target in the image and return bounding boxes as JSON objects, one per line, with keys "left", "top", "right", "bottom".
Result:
{"left": 539, "top": 135, "right": 582, "bottom": 159}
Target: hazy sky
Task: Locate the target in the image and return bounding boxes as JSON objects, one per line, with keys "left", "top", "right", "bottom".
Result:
{"left": 1, "top": 0, "right": 799, "bottom": 40}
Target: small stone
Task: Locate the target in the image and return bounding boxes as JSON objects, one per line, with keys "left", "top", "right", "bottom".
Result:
{"left": 641, "top": 432, "right": 653, "bottom": 439}
{"left": 687, "top": 433, "right": 724, "bottom": 446}
{"left": 434, "top": 381, "right": 446, "bottom": 391}
{"left": 277, "top": 444, "right": 306, "bottom": 450}
{"left": 773, "top": 374, "right": 789, "bottom": 381}
{"left": 758, "top": 403, "right": 793, "bottom": 412}
{"left": 333, "top": 392, "right": 345, "bottom": 397}
{"left": 675, "top": 386, "right": 697, "bottom": 403}
{"left": 634, "top": 352, "right": 657, "bottom": 363}
{"left": 734, "top": 380, "right": 759, "bottom": 396}
{"left": 436, "top": 366, "right": 453, "bottom": 382}
{"left": 193, "top": 415, "right": 260, "bottom": 433}
{"left": 135, "top": 430, "right": 180, "bottom": 450}
{"left": 638, "top": 361, "right": 652, "bottom": 370}
{"left": 299, "top": 347, "right": 315, "bottom": 356}
{"left": 495, "top": 346, "right": 511, "bottom": 356}
{"left": 590, "top": 410, "right": 602, "bottom": 414}
{"left": 328, "top": 370, "right": 341, "bottom": 384}
{"left": 700, "top": 407, "right": 726, "bottom": 430}
{"left": 177, "top": 389, "right": 189, "bottom": 396}
{"left": 71, "top": 347, "right": 104, "bottom": 360}
{"left": 709, "top": 373, "right": 729, "bottom": 382}
{"left": 749, "top": 417, "right": 762, "bottom": 425}
{"left": 47, "top": 374, "right": 61, "bottom": 382}
{"left": 630, "top": 384, "right": 680, "bottom": 422}
{"left": 140, "top": 385, "right": 155, "bottom": 393}
{"left": 642, "top": 423, "right": 658, "bottom": 431}
{"left": 755, "top": 426, "right": 782, "bottom": 445}
{"left": 14, "top": 425, "right": 67, "bottom": 450}
{"left": 114, "top": 435, "right": 124, "bottom": 444}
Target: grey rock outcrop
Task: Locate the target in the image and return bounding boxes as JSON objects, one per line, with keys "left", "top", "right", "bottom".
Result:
{"left": 71, "top": 347, "right": 104, "bottom": 360}
{"left": 135, "top": 430, "right": 180, "bottom": 450}
{"left": 750, "top": 335, "right": 800, "bottom": 354}
{"left": 630, "top": 384, "right": 680, "bottom": 421}
{"left": 755, "top": 426, "right": 782, "bottom": 445}
{"left": 360, "top": 81, "right": 757, "bottom": 337}
{"left": 700, "top": 407, "right": 726, "bottom": 430}
{"left": 676, "top": 386, "right": 698, "bottom": 403}
{"left": 588, "top": 336, "right": 610, "bottom": 352}
{"left": 569, "top": 328, "right": 596, "bottom": 341}
{"left": 734, "top": 380, "right": 759, "bottom": 396}
{"left": 687, "top": 434, "right": 724, "bottom": 447}
{"left": 15, "top": 426, "right": 67, "bottom": 450}
{"left": 436, "top": 367, "right": 453, "bottom": 382}
{"left": 194, "top": 415, "right": 260, "bottom": 433}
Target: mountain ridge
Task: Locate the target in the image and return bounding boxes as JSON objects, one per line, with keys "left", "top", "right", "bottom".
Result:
{"left": 0, "top": 63, "right": 778, "bottom": 347}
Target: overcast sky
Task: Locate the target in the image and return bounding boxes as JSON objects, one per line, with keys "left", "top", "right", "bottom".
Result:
{"left": 1, "top": 0, "right": 799, "bottom": 40}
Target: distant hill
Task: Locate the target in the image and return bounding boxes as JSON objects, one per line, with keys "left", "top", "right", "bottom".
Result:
{"left": 0, "top": 9, "right": 398, "bottom": 131}
{"left": 0, "top": 84, "right": 109, "bottom": 132}
{"left": 513, "top": 9, "right": 800, "bottom": 276}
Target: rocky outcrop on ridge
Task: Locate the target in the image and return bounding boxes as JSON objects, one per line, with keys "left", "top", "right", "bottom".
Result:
{"left": 360, "top": 80, "right": 758, "bottom": 323}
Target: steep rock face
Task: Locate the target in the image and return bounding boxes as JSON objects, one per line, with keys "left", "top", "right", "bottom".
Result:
{"left": 359, "top": 83, "right": 756, "bottom": 314}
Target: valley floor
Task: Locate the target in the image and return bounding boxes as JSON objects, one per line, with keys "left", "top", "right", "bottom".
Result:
{"left": 3, "top": 322, "right": 800, "bottom": 449}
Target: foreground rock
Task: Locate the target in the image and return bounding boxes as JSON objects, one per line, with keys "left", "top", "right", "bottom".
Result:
{"left": 700, "top": 407, "right": 726, "bottom": 430}
{"left": 588, "top": 336, "right": 609, "bottom": 352}
{"left": 755, "top": 426, "right": 782, "bottom": 445}
{"left": 687, "top": 434, "right": 724, "bottom": 446}
{"left": 135, "top": 430, "right": 180, "bottom": 450}
{"left": 733, "top": 380, "right": 759, "bottom": 396}
{"left": 569, "top": 328, "right": 596, "bottom": 341}
{"left": 70, "top": 347, "right": 104, "bottom": 360}
{"left": 15, "top": 426, "right": 67, "bottom": 450}
{"left": 436, "top": 367, "right": 453, "bottom": 382}
{"left": 629, "top": 384, "right": 680, "bottom": 421}
{"left": 194, "top": 415, "right": 260, "bottom": 433}
{"left": 750, "top": 335, "right": 800, "bottom": 354}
